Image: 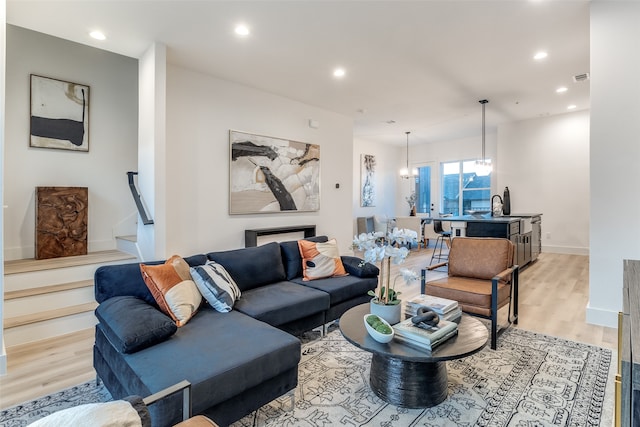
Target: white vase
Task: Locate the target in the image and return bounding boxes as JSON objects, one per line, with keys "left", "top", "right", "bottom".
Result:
{"left": 370, "top": 299, "right": 402, "bottom": 326}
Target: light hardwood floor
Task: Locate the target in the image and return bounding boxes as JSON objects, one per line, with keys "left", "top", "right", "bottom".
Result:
{"left": 0, "top": 249, "right": 618, "bottom": 410}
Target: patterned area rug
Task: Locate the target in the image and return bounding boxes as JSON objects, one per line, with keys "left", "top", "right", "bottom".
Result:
{"left": 0, "top": 381, "right": 112, "bottom": 426}
{"left": 233, "top": 327, "right": 614, "bottom": 427}
{"left": 0, "top": 328, "right": 614, "bottom": 427}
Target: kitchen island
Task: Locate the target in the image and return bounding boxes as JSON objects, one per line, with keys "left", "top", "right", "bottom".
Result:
{"left": 445, "top": 213, "right": 542, "bottom": 268}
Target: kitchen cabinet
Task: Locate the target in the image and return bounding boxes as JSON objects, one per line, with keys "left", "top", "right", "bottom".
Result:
{"left": 446, "top": 214, "right": 542, "bottom": 268}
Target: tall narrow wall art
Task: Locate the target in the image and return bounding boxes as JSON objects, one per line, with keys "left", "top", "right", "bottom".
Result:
{"left": 229, "top": 130, "right": 320, "bottom": 214}
{"left": 361, "top": 154, "right": 376, "bottom": 207}
{"left": 30, "top": 74, "right": 90, "bottom": 151}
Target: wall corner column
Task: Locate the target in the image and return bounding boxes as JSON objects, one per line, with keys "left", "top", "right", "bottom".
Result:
{"left": 137, "top": 42, "right": 167, "bottom": 261}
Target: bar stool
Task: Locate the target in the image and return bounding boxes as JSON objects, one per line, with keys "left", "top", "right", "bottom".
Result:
{"left": 429, "top": 220, "right": 452, "bottom": 265}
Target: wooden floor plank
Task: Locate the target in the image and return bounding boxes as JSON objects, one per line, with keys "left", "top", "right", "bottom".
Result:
{"left": 4, "top": 250, "right": 135, "bottom": 275}
{"left": 4, "top": 279, "right": 93, "bottom": 300}
{"left": 4, "top": 302, "right": 98, "bottom": 329}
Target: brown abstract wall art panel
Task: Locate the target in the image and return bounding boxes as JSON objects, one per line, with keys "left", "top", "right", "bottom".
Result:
{"left": 35, "top": 187, "right": 88, "bottom": 259}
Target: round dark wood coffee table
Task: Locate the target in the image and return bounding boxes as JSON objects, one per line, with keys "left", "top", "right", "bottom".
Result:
{"left": 339, "top": 303, "right": 488, "bottom": 408}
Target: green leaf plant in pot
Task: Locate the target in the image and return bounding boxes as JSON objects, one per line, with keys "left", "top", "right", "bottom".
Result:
{"left": 352, "top": 229, "right": 419, "bottom": 325}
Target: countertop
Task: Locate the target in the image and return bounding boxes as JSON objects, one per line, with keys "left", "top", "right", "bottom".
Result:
{"left": 445, "top": 215, "right": 520, "bottom": 222}
{"left": 502, "top": 213, "right": 543, "bottom": 218}
{"left": 445, "top": 213, "right": 542, "bottom": 222}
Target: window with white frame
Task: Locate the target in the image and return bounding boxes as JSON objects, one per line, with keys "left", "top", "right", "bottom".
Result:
{"left": 441, "top": 160, "right": 491, "bottom": 216}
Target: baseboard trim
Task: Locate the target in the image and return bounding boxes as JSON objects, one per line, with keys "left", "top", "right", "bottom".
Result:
{"left": 541, "top": 245, "right": 589, "bottom": 256}
{"left": 586, "top": 303, "right": 618, "bottom": 328}
{"left": 0, "top": 341, "right": 6, "bottom": 376}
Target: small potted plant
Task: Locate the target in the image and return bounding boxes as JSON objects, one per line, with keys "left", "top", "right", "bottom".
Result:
{"left": 364, "top": 313, "right": 394, "bottom": 343}
{"left": 406, "top": 191, "right": 417, "bottom": 216}
{"left": 353, "top": 230, "right": 418, "bottom": 325}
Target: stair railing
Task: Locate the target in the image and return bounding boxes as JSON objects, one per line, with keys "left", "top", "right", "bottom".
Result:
{"left": 127, "top": 172, "right": 154, "bottom": 225}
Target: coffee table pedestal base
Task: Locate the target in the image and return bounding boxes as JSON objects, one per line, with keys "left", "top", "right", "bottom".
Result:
{"left": 370, "top": 353, "right": 448, "bottom": 408}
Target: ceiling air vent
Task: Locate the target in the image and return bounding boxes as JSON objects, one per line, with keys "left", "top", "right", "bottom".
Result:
{"left": 573, "top": 73, "right": 590, "bottom": 83}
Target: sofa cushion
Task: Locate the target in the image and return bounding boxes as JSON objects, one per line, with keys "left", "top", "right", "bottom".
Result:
{"left": 207, "top": 242, "right": 286, "bottom": 291}
{"left": 424, "top": 276, "right": 512, "bottom": 317}
{"left": 298, "top": 238, "right": 347, "bottom": 281}
{"left": 234, "top": 282, "right": 329, "bottom": 326}
{"left": 280, "top": 236, "right": 328, "bottom": 280}
{"left": 95, "top": 296, "right": 177, "bottom": 354}
{"left": 94, "top": 254, "right": 207, "bottom": 305}
{"left": 340, "top": 255, "right": 379, "bottom": 278}
{"left": 291, "top": 274, "right": 378, "bottom": 306}
{"left": 95, "top": 308, "right": 301, "bottom": 414}
{"left": 190, "top": 262, "right": 241, "bottom": 312}
{"left": 95, "top": 261, "right": 160, "bottom": 305}
{"left": 140, "top": 255, "right": 202, "bottom": 327}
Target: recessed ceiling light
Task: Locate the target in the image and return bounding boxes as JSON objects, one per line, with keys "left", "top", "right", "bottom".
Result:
{"left": 89, "top": 30, "right": 106, "bottom": 41}
{"left": 567, "top": 104, "right": 577, "bottom": 110}
{"left": 534, "top": 51, "right": 548, "bottom": 60}
{"left": 333, "top": 68, "right": 346, "bottom": 78}
{"left": 556, "top": 86, "right": 568, "bottom": 93}
{"left": 234, "top": 24, "right": 250, "bottom": 36}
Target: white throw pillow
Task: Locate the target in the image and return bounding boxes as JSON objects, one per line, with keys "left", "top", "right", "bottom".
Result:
{"left": 28, "top": 400, "right": 142, "bottom": 427}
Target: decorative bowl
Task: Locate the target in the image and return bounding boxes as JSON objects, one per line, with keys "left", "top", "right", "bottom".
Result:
{"left": 364, "top": 314, "right": 394, "bottom": 343}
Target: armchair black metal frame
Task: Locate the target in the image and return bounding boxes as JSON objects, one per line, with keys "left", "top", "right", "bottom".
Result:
{"left": 422, "top": 264, "right": 519, "bottom": 349}
{"left": 421, "top": 237, "right": 519, "bottom": 350}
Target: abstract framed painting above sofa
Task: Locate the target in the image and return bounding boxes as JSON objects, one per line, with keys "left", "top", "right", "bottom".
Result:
{"left": 92, "top": 236, "right": 378, "bottom": 427}
{"left": 229, "top": 130, "right": 320, "bottom": 214}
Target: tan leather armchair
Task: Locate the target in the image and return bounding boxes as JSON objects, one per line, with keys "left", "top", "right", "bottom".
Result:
{"left": 421, "top": 237, "right": 519, "bottom": 350}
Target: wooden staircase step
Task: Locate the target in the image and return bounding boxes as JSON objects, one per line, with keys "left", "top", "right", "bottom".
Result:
{"left": 4, "top": 302, "right": 98, "bottom": 329}
{"left": 4, "top": 280, "right": 94, "bottom": 300}
{"left": 4, "top": 250, "right": 135, "bottom": 275}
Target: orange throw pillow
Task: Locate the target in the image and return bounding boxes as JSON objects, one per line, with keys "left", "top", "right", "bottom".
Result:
{"left": 140, "top": 255, "right": 202, "bottom": 326}
{"left": 298, "top": 238, "right": 347, "bottom": 281}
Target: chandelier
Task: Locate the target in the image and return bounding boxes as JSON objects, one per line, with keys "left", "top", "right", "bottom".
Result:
{"left": 475, "top": 99, "right": 492, "bottom": 177}
{"left": 400, "top": 131, "right": 418, "bottom": 179}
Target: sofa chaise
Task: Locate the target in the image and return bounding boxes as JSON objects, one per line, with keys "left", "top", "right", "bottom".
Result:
{"left": 93, "top": 236, "right": 378, "bottom": 427}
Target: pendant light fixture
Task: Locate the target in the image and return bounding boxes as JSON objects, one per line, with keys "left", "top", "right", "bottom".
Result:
{"left": 475, "top": 99, "right": 492, "bottom": 177}
{"left": 400, "top": 131, "right": 418, "bottom": 179}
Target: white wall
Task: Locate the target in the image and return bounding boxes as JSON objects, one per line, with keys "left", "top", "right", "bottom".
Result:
{"left": 1, "top": 0, "right": 7, "bottom": 375}
{"left": 368, "top": 112, "right": 591, "bottom": 257}
{"left": 404, "top": 132, "right": 498, "bottom": 216}
{"left": 164, "top": 65, "right": 354, "bottom": 256}
{"left": 352, "top": 137, "right": 399, "bottom": 230}
{"left": 498, "top": 110, "right": 590, "bottom": 255}
{"left": 3, "top": 25, "right": 138, "bottom": 260}
{"left": 589, "top": 1, "right": 640, "bottom": 327}
{"left": 136, "top": 43, "right": 166, "bottom": 261}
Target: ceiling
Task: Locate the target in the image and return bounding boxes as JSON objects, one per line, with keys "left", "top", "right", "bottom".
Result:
{"left": 7, "top": 0, "right": 591, "bottom": 146}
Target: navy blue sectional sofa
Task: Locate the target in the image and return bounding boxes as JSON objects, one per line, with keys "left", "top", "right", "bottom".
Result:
{"left": 93, "top": 236, "right": 378, "bottom": 427}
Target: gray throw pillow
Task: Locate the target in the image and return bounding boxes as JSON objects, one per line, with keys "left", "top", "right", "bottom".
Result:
{"left": 190, "top": 262, "right": 241, "bottom": 312}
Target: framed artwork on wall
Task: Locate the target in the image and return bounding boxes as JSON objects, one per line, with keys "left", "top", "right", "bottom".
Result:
{"left": 229, "top": 130, "right": 320, "bottom": 214}
{"left": 361, "top": 153, "right": 376, "bottom": 207}
{"left": 30, "top": 74, "right": 90, "bottom": 151}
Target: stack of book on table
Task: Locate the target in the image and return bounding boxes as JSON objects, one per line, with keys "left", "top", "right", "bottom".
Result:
{"left": 393, "top": 316, "right": 458, "bottom": 351}
{"left": 405, "top": 294, "right": 462, "bottom": 322}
